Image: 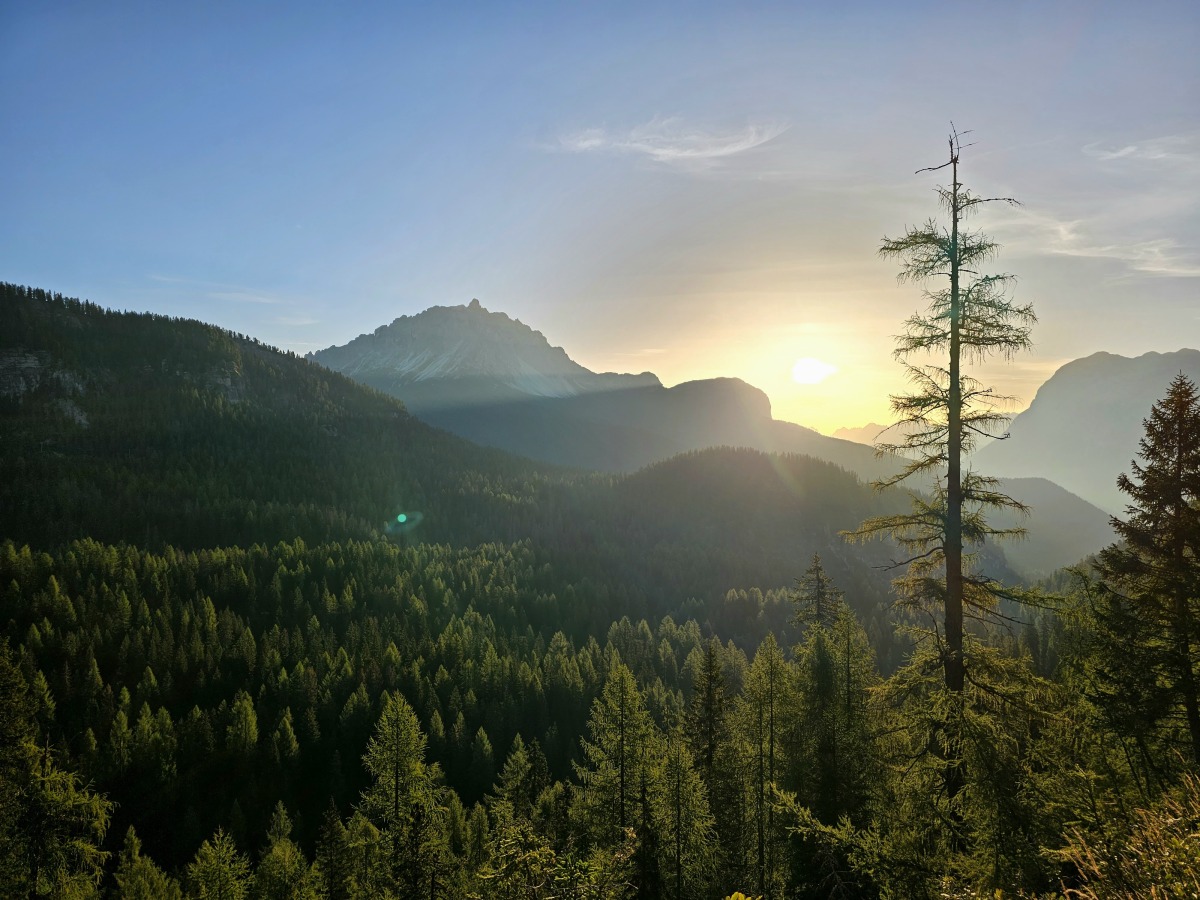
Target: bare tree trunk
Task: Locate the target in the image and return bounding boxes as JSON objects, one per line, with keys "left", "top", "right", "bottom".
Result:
{"left": 945, "top": 150, "right": 966, "bottom": 809}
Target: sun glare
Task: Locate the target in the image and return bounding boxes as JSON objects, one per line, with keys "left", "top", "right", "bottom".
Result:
{"left": 791, "top": 357, "right": 836, "bottom": 385}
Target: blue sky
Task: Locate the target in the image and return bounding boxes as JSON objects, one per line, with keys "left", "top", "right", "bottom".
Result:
{"left": 3, "top": 1, "right": 1198, "bottom": 431}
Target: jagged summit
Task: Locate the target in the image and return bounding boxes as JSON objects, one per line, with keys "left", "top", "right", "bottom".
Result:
{"left": 310, "top": 299, "right": 659, "bottom": 405}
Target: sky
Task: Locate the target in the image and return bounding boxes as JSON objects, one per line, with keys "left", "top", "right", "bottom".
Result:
{"left": 3, "top": 1, "right": 1198, "bottom": 434}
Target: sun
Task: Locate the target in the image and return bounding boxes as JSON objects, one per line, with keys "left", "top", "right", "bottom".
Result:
{"left": 792, "top": 357, "right": 837, "bottom": 385}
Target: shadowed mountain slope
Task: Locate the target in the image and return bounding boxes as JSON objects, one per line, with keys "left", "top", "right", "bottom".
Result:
{"left": 0, "top": 285, "right": 911, "bottom": 633}
{"left": 975, "top": 349, "right": 1200, "bottom": 512}
{"left": 311, "top": 299, "right": 900, "bottom": 482}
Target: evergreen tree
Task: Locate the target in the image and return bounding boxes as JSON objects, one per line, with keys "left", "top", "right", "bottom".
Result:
{"left": 791, "top": 554, "right": 840, "bottom": 629}
{"left": 489, "top": 734, "right": 534, "bottom": 822}
{"left": 656, "top": 728, "right": 715, "bottom": 900}
{"left": 1093, "top": 374, "right": 1200, "bottom": 761}
{"left": 314, "top": 803, "right": 353, "bottom": 900}
{"left": 686, "top": 638, "right": 728, "bottom": 787}
{"left": 0, "top": 638, "right": 112, "bottom": 898}
{"left": 794, "top": 600, "right": 878, "bottom": 826}
{"left": 739, "top": 634, "right": 792, "bottom": 900}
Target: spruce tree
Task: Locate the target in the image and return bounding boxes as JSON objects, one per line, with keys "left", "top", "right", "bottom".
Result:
{"left": 1094, "top": 374, "right": 1200, "bottom": 760}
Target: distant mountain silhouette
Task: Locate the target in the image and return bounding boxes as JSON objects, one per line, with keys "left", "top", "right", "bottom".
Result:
{"left": 311, "top": 299, "right": 660, "bottom": 411}
{"left": 989, "top": 477, "right": 1114, "bottom": 578}
{"left": 311, "top": 300, "right": 901, "bottom": 481}
{"left": 832, "top": 422, "right": 892, "bottom": 445}
{"left": 310, "top": 300, "right": 1117, "bottom": 577}
{"left": 974, "top": 349, "right": 1200, "bottom": 513}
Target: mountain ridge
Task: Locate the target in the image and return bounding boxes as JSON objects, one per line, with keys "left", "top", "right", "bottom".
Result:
{"left": 312, "top": 298, "right": 898, "bottom": 481}
{"left": 310, "top": 300, "right": 660, "bottom": 409}
{"left": 975, "top": 348, "right": 1200, "bottom": 512}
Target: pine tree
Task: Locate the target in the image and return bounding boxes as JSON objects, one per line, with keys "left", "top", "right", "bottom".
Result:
{"left": 1094, "top": 374, "right": 1200, "bottom": 761}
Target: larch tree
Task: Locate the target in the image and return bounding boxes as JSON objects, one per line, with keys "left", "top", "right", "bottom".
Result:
{"left": 794, "top": 599, "right": 879, "bottom": 827}
{"left": 656, "top": 726, "right": 714, "bottom": 900}
{"left": 572, "top": 657, "right": 681, "bottom": 899}
{"left": 571, "top": 660, "right": 663, "bottom": 849}
{"left": 848, "top": 128, "right": 1035, "bottom": 804}
{"left": 361, "top": 690, "right": 447, "bottom": 897}
{"left": 739, "top": 634, "right": 792, "bottom": 900}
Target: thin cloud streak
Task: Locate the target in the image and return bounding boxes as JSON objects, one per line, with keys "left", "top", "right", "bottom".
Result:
{"left": 999, "top": 209, "right": 1200, "bottom": 278}
{"left": 990, "top": 134, "right": 1200, "bottom": 279}
{"left": 273, "top": 314, "right": 320, "bottom": 326}
{"left": 210, "top": 291, "right": 286, "bottom": 306}
{"left": 1083, "top": 134, "right": 1200, "bottom": 165}
{"left": 556, "top": 116, "right": 788, "bottom": 169}
{"left": 145, "top": 275, "right": 294, "bottom": 305}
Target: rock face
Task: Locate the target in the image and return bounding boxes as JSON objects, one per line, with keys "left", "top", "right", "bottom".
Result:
{"left": 974, "top": 349, "right": 1200, "bottom": 512}
{"left": 0, "top": 349, "right": 48, "bottom": 399}
{"left": 0, "top": 348, "right": 89, "bottom": 426}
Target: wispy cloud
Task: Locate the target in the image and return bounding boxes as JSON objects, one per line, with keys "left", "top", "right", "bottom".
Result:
{"left": 273, "top": 314, "right": 320, "bottom": 326}
{"left": 997, "top": 208, "right": 1200, "bottom": 278}
{"left": 989, "top": 134, "right": 1200, "bottom": 278}
{"left": 1052, "top": 236, "right": 1200, "bottom": 278}
{"left": 1083, "top": 134, "right": 1200, "bottom": 165}
{"left": 555, "top": 116, "right": 787, "bottom": 170}
{"left": 146, "top": 274, "right": 293, "bottom": 305}
{"left": 210, "top": 290, "right": 286, "bottom": 305}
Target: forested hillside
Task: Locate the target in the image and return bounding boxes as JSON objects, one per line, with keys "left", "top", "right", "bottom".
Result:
{"left": 0, "top": 284, "right": 917, "bottom": 643}
{"left": 2, "top": 284, "right": 1198, "bottom": 899}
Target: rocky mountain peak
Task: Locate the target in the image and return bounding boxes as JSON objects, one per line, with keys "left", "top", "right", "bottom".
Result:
{"left": 310, "top": 300, "right": 660, "bottom": 407}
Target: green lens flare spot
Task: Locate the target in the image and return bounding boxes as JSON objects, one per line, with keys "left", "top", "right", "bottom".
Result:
{"left": 396, "top": 514, "right": 407, "bottom": 523}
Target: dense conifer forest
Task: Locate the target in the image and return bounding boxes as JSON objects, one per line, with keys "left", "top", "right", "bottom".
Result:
{"left": 3, "top": 281, "right": 1199, "bottom": 899}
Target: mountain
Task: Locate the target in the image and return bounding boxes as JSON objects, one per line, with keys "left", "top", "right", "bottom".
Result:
{"left": 0, "top": 284, "right": 911, "bottom": 631}
{"left": 309, "top": 298, "right": 1118, "bottom": 576}
{"left": 310, "top": 298, "right": 660, "bottom": 410}
{"left": 990, "top": 477, "right": 1114, "bottom": 578}
{"left": 974, "top": 349, "right": 1200, "bottom": 513}
{"left": 312, "top": 299, "right": 900, "bottom": 481}
{"left": 0, "top": 285, "right": 562, "bottom": 552}
{"left": 832, "top": 422, "right": 891, "bottom": 445}
{"left": 1, "top": 283, "right": 1112, "bottom": 609}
